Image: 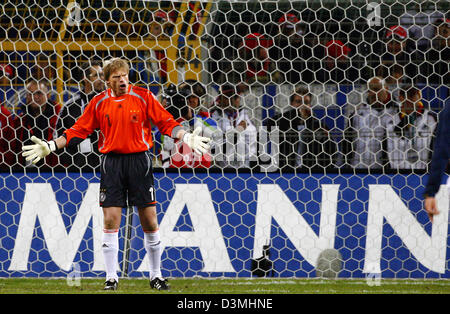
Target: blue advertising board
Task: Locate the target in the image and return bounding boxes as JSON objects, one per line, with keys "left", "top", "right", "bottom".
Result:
{"left": 0, "top": 171, "right": 448, "bottom": 278}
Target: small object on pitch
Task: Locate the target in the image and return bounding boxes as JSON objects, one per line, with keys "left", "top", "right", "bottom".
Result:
{"left": 315, "top": 248, "right": 343, "bottom": 279}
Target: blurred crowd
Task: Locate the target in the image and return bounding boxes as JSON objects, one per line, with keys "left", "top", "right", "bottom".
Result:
{"left": 211, "top": 13, "right": 449, "bottom": 87}
{"left": 0, "top": 11, "right": 448, "bottom": 173}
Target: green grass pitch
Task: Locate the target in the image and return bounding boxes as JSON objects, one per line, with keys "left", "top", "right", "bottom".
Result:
{"left": 0, "top": 278, "right": 448, "bottom": 294}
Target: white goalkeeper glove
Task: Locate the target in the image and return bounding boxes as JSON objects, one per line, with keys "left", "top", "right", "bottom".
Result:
{"left": 22, "top": 136, "right": 57, "bottom": 164}
{"left": 182, "top": 127, "right": 211, "bottom": 155}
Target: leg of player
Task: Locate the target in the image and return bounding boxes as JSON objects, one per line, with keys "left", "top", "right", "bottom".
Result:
{"left": 138, "top": 205, "right": 170, "bottom": 291}
{"left": 102, "top": 206, "right": 122, "bottom": 291}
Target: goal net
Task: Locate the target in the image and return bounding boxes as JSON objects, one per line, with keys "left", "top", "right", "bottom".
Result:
{"left": 0, "top": 0, "right": 448, "bottom": 279}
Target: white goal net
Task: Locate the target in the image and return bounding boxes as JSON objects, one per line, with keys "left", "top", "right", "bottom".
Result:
{"left": 0, "top": 0, "right": 448, "bottom": 279}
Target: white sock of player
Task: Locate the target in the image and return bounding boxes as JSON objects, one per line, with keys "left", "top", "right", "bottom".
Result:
{"left": 102, "top": 229, "right": 119, "bottom": 282}
{"left": 144, "top": 230, "right": 162, "bottom": 280}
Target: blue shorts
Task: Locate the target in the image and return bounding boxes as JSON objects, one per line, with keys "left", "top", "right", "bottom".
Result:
{"left": 99, "top": 150, "right": 156, "bottom": 208}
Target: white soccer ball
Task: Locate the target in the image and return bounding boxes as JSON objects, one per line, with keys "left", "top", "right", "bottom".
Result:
{"left": 315, "top": 248, "right": 343, "bottom": 279}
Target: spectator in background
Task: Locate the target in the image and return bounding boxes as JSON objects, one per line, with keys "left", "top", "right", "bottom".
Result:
{"left": 378, "top": 25, "right": 418, "bottom": 83}
{"left": 151, "top": 83, "right": 178, "bottom": 167}
{"left": 210, "top": 84, "right": 257, "bottom": 168}
{"left": 5, "top": 80, "right": 60, "bottom": 169}
{"left": 158, "top": 83, "right": 177, "bottom": 108}
{"left": 236, "top": 33, "right": 280, "bottom": 85}
{"left": 384, "top": 25, "right": 409, "bottom": 55}
{"left": 423, "top": 18, "right": 449, "bottom": 85}
{"left": 187, "top": 1, "right": 205, "bottom": 37}
{"left": 342, "top": 76, "right": 397, "bottom": 170}
{"left": 400, "top": 9, "right": 444, "bottom": 52}
{"left": 55, "top": 60, "right": 105, "bottom": 172}
{"left": 0, "top": 64, "right": 14, "bottom": 111}
{"left": 276, "top": 13, "right": 307, "bottom": 44}
{"left": 157, "top": 82, "right": 217, "bottom": 168}
{"left": 0, "top": 63, "right": 13, "bottom": 88}
{"left": 11, "top": 53, "right": 64, "bottom": 116}
{"left": 266, "top": 86, "right": 337, "bottom": 171}
{"left": 0, "top": 64, "right": 15, "bottom": 113}
{"left": 0, "top": 102, "right": 11, "bottom": 130}
{"left": 387, "top": 86, "right": 437, "bottom": 170}
{"left": 177, "top": 80, "right": 209, "bottom": 118}
{"left": 149, "top": 10, "right": 175, "bottom": 38}
{"left": 346, "top": 15, "right": 381, "bottom": 82}
{"left": 317, "top": 39, "right": 358, "bottom": 84}
{"left": 432, "top": 18, "right": 450, "bottom": 50}
{"left": 272, "top": 13, "right": 312, "bottom": 84}
{"left": 0, "top": 67, "right": 13, "bottom": 170}
{"left": 139, "top": 10, "right": 172, "bottom": 85}
{"left": 378, "top": 63, "right": 408, "bottom": 102}
{"left": 31, "top": 53, "right": 58, "bottom": 86}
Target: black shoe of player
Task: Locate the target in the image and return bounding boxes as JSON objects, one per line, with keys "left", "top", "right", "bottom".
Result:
{"left": 103, "top": 279, "right": 118, "bottom": 291}
{"left": 150, "top": 277, "right": 170, "bottom": 291}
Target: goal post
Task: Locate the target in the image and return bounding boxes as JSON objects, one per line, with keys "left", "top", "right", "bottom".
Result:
{"left": 0, "top": 0, "right": 448, "bottom": 280}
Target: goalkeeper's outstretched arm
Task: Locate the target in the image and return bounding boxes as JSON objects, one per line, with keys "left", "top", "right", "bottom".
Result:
{"left": 22, "top": 127, "right": 210, "bottom": 165}
{"left": 21, "top": 135, "right": 68, "bottom": 165}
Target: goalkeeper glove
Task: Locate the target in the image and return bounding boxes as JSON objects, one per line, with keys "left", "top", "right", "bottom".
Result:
{"left": 182, "top": 127, "right": 211, "bottom": 155}
{"left": 22, "top": 136, "right": 57, "bottom": 164}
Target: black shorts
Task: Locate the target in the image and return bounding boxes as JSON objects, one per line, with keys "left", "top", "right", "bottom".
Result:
{"left": 99, "top": 150, "right": 156, "bottom": 208}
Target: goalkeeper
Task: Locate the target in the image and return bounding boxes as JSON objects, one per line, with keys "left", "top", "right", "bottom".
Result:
{"left": 423, "top": 102, "right": 449, "bottom": 223}
{"left": 21, "top": 58, "right": 211, "bottom": 291}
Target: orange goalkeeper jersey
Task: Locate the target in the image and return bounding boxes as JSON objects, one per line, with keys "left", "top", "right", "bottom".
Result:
{"left": 64, "top": 85, "right": 182, "bottom": 154}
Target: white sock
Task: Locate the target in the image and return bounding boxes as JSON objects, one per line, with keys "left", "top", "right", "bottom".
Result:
{"left": 102, "top": 229, "right": 119, "bottom": 282}
{"left": 144, "top": 230, "right": 162, "bottom": 280}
